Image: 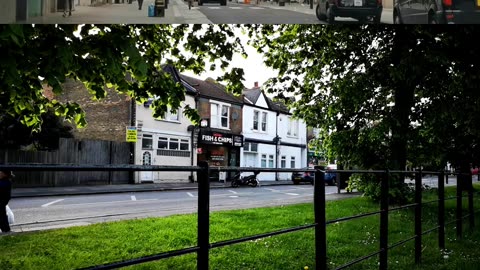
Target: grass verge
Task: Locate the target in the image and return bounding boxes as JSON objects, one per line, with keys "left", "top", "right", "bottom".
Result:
{"left": 1, "top": 184, "right": 480, "bottom": 270}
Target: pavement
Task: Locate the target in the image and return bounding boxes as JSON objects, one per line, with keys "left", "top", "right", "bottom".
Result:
{"left": 22, "top": 0, "right": 393, "bottom": 24}
{"left": 12, "top": 180, "right": 300, "bottom": 198}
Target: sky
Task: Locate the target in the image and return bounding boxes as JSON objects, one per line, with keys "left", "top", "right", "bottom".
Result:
{"left": 182, "top": 33, "right": 278, "bottom": 90}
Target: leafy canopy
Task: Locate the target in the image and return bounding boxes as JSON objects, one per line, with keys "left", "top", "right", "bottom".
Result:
{"left": 0, "top": 24, "right": 247, "bottom": 132}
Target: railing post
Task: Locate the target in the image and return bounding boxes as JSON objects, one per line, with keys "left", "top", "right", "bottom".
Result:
{"left": 314, "top": 167, "right": 327, "bottom": 270}
{"left": 456, "top": 172, "right": 462, "bottom": 239}
{"left": 468, "top": 173, "right": 474, "bottom": 230}
{"left": 414, "top": 168, "right": 422, "bottom": 264}
{"left": 379, "top": 170, "right": 389, "bottom": 270}
{"left": 197, "top": 161, "right": 210, "bottom": 270}
{"left": 438, "top": 171, "right": 445, "bottom": 250}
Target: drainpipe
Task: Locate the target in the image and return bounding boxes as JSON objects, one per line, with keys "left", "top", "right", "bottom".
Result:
{"left": 275, "top": 110, "right": 279, "bottom": 181}
{"left": 129, "top": 97, "right": 136, "bottom": 184}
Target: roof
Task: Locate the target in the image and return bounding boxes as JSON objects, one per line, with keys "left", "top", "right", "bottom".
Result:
{"left": 180, "top": 75, "right": 243, "bottom": 105}
{"left": 242, "top": 87, "right": 290, "bottom": 114}
{"left": 162, "top": 65, "right": 197, "bottom": 95}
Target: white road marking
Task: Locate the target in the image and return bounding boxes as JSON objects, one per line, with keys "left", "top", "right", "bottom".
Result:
{"left": 187, "top": 192, "right": 195, "bottom": 197}
{"left": 131, "top": 196, "right": 137, "bottom": 201}
{"left": 208, "top": 6, "right": 221, "bottom": 9}
{"left": 250, "top": 6, "right": 264, "bottom": 9}
{"left": 41, "top": 199, "right": 64, "bottom": 207}
{"left": 228, "top": 190, "right": 238, "bottom": 194}
{"left": 230, "top": 6, "right": 243, "bottom": 9}
{"left": 229, "top": 195, "right": 239, "bottom": 198}
{"left": 264, "top": 188, "right": 277, "bottom": 192}
{"left": 285, "top": 193, "right": 299, "bottom": 196}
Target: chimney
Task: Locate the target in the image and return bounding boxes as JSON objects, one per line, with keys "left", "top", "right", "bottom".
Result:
{"left": 254, "top": 81, "right": 258, "bottom": 88}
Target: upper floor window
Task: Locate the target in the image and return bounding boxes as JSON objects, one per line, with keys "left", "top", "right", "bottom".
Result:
{"left": 253, "top": 110, "right": 267, "bottom": 132}
{"left": 287, "top": 117, "right": 298, "bottom": 137}
{"left": 155, "top": 108, "right": 180, "bottom": 122}
{"left": 211, "top": 102, "right": 230, "bottom": 129}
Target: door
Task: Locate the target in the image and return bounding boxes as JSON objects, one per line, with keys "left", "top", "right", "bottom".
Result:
{"left": 141, "top": 151, "right": 154, "bottom": 182}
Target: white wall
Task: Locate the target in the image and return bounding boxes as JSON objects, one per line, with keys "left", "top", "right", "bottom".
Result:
{"left": 134, "top": 95, "right": 197, "bottom": 183}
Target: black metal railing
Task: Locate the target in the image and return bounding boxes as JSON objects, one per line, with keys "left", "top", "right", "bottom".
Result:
{"left": 0, "top": 163, "right": 477, "bottom": 270}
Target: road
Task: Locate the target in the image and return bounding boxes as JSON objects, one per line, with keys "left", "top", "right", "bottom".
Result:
{"left": 10, "top": 184, "right": 348, "bottom": 232}
{"left": 9, "top": 176, "right": 460, "bottom": 232}
{"left": 193, "top": 2, "right": 322, "bottom": 23}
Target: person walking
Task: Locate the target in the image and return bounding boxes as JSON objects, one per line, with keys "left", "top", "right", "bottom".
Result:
{"left": 138, "top": 0, "right": 144, "bottom": 9}
{"left": 0, "top": 170, "right": 13, "bottom": 233}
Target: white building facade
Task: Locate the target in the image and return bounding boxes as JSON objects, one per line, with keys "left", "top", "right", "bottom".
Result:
{"left": 241, "top": 87, "right": 307, "bottom": 181}
{"left": 134, "top": 67, "right": 197, "bottom": 183}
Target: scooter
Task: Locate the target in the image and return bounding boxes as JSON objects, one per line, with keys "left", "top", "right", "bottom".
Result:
{"left": 230, "top": 171, "right": 260, "bottom": 187}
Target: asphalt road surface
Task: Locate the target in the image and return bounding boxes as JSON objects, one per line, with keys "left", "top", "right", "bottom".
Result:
{"left": 10, "top": 185, "right": 349, "bottom": 232}
{"left": 194, "top": 2, "right": 322, "bottom": 23}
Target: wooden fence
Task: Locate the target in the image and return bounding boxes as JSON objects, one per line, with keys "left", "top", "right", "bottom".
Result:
{"left": 0, "top": 138, "right": 130, "bottom": 187}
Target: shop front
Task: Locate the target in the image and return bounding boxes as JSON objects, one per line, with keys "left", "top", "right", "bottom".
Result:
{"left": 197, "top": 129, "right": 243, "bottom": 181}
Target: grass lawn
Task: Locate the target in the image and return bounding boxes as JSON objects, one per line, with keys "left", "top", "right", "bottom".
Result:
{"left": 1, "top": 184, "right": 480, "bottom": 270}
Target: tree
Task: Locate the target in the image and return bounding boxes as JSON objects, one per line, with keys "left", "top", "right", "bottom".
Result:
{"left": 0, "top": 24, "right": 247, "bottom": 134}
{"left": 247, "top": 25, "right": 480, "bottom": 202}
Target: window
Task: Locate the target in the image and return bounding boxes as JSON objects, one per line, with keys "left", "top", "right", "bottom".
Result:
{"left": 180, "top": 139, "right": 189, "bottom": 151}
{"left": 211, "top": 102, "right": 230, "bottom": 129}
{"left": 157, "top": 137, "right": 189, "bottom": 151}
{"left": 158, "top": 137, "right": 168, "bottom": 149}
{"left": 169, "top": 138, "right": 179, "bottom": 150}
{"left": 253, "top": 111, "right": 259, "bottom": 130}
{"left": 261, "top": 112, "right": 267, "bottom": 131}
{"left": 157, "top": 108, "right": 181, "bottom": 122}
{"left": 268, "top": 155, "right": 274, "bottom": 168}
{"left": 287, "top": 118, "right": 298, "bottom": 137}
{"left": 261, "top": 154, "right": 267, "bottom": 168}
{"left": 142, "top": 134, "right": 153, "bottom": 149}
{"left": 244, "top": 142, "right": 258, "bottom": 153}
{"left": 290, "top": 156, "right": 296, "bottom": 168}
{"left": 281, "top": 156, "right": 286, "bottom": 168}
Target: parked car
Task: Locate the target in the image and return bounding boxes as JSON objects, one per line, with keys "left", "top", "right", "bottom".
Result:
{"left": 393, "top": 0, "right": 480, "bottom": 24}
{"left": 315, "top": 0, "right": 383, "bottom": 23}
{"left": 291, "top": 164, "right": 338, "bottom": 186}
{"left": 291, "top": 169, "right": 314, "bottom": 185}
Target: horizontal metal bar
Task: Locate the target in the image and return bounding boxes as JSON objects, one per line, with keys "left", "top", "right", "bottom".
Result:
{"left": 389, "top": 203, "right": 417, "bottom": 212}
{"left": 210, "top": 223, "right": 316, "bottom": 249}
{"left": 388, "top": 235, "right": 416, "bottom": 250}
{"left": 335, "top": 250, "right": 382, "bottom": 270}
{"left": 444, "top": 196, "right": 458, "bottom": 201}
{"left": 79, "top": 246, "right": 200, "bottom": 270}
{"left": 326, "top": 210, "right": 381, "bottom": 225}
{"left": 0, "top": 164, "right": 202, "bottom": 172}
{"left": 421, "top": 226, "right": 440, "bottom": 236}
{"left": 422, "top": 199, "right": 440, "bottom": 206}
{"left": 445, "top": 219, "right": 457, "bottom": 226}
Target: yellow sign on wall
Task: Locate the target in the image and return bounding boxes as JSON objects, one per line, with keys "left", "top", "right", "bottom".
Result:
{"left": 126, "top": 126, "right": 137, "bottom": 142}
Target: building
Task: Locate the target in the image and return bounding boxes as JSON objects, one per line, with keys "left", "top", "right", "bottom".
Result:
{"left": 134, "top": 66, "right": 198, "bottom": 183}
{"left": 242, "top": 83, "right": 307, "bottom": 181}
{"left": 180, "top": 75, "right": 244, "bottom": 181}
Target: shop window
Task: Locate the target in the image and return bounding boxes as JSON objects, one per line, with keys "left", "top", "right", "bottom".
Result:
{"left": 268, "top": 155, "right": 274, "bottom": 168}
{"left": 261, "top": 154, "right": 267, "bottom": 168}
{"left": 244, "top": 142, "right": 258, "bottom": 153}
{"left": 158, "top": 137, "right": 168, "bottom": 149}
{"left": 290, "top": 156, "right": 296, "bottom": 168}
{"left": 142, "top": 134, "right": 153, "bottom": 149}
{"left": 281, "top": 156, "right": 286, "bottom": 168}
{"left": 169, "top": 138, "right": 179, "bottom": 150}
{"left": 180, "top": 139, "right": 189, "bottom": 151}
